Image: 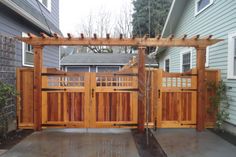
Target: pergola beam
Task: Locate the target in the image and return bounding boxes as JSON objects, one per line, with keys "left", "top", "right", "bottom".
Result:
{"left": 16, "top": 36, "right": 222, "bottom": 47}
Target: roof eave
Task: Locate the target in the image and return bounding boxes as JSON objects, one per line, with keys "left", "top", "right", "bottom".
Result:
{"left": 0, "top": 0, "right": 56, "bottom": 34}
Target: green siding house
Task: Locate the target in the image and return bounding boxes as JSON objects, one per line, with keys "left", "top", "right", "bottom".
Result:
{"left": 158, "top": 0, "right": 236, "bottom": 134}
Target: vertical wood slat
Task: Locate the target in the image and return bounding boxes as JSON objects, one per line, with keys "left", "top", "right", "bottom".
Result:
{"left": 42, "top": 69, "right": 48, "bottom": 124}
{"left": 16, "top": 68, "right": 21, "bottom": 126}
{"left": 157, "top": 69, "right": 163, "bottom": 128}
{"left": 152, "top": 70, "right": 158, "bottom": 128}
{"left": 90, "top": 73, "right": 96, "bottom": 127}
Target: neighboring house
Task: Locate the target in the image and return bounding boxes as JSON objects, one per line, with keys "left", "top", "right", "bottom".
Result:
{"left": 61, "top": 53, "right": 158, "bottom": 72}
{"left": 0, "top": 0, "right": 61, "bottom": 130}
{"left": 158, "top": 0, "right": 236, "bottom": 134}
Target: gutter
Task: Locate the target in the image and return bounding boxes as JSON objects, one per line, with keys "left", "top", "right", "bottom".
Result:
{"left": 161, "top": 0, "right": 176, "bottom": 37}
{"left": 155, "top": 0, "right": 176, "bottom": 54}
{"left": 0, "top": 0, "right": 52, "bottom": 34}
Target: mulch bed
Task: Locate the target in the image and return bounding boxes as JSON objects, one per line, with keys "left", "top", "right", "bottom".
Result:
{"left": 0, "top": 129, "right": 33, "bottom": 149}
{"left": 131, "top": 129, "right": 167, "bottom": 157}
{"left": 209, "top": 128, "right": 236, "bottom": 146}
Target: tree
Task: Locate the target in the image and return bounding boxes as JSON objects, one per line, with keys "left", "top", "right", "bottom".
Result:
{"left": 132, "top": 0, "right": 172, "bottom": 38}
{"left": 75, "top": 2, "right": 134, "bottom": 54}
{"left": 76, "top": 10, "right": 113, "bottom": 53}
{"left": 114, "top": 0, "right": 133, "bottom": 53}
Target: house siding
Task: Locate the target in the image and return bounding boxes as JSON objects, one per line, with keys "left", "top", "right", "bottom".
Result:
{"left": 0, "top": 3, "right": 59, "bottom": 68}
{"left": 0, "top": 1, "right": 60, "bottom": 131}
{"left": 24, "top": 0, "right": 59, "bottom": 27}
{"left": 159, "top": 0, "right": 236, "bottom": 125}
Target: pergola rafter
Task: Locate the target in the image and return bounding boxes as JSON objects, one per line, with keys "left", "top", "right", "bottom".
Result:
{"left": 16, "top": 33, "right": 221, "bottom": 47}
{"left": 16, "top": 33, "right": 223, "bottom": 132}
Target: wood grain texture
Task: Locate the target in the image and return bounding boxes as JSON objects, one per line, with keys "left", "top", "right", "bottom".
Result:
{"left": 17, "top": 67, "right": 220, "bottom": 129}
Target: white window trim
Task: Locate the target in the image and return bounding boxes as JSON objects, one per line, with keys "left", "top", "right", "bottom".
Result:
{"left": 227, "top": 32, "right": 236, "bottom": 79}
{"left": 22, "top": 32, "right": 34, "bottom": 67}
{"left": 195, "top": 0, "right": 214, "bottom": 16}
{"left": 65, "top": 66, "right": 91, "bottom": 72}
{"left": 205, "top": 46, "right": 209, "bottom": 67}
{"left": 164, "top": 56, "right": 170, "bottom": 72}
{"left": 38, "top": 0, "right": 51, "bottom": 12}
{"left": 180, "top": 48, "right": 193, "bottom": 72}
{"left": 96, "top": 66, "right": 120, "bottom": 73}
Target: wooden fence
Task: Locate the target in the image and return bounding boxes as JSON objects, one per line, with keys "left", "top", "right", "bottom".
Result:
{"left": 16, "top": 67, "right": 220, "bottom": 129}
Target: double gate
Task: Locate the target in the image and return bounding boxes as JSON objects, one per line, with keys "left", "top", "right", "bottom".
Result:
{"left": 17, "top": 68, "right": 219, "bottom": 129}
{"left": 17, "top": 68, "right": 138, "bottom": 128}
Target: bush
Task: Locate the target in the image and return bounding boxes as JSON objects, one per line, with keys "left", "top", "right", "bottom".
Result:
{"left": 208, "top": 80, "right": 230, "bottom": 131}
{"left": 0, "top": 81, "right": 17, "bottom": 138}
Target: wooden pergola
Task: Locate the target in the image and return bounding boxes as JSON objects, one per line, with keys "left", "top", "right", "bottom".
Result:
{"left": 17, "top": 33, "right": 222, "bottom": 132}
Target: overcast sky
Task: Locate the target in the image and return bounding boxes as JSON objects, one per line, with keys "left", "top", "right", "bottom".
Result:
{"left": 59, "top": 0, "right": 133, "bottom": 36}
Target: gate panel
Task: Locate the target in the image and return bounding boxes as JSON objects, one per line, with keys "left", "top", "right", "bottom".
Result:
{"left": 91, "top": 72, "right": 138, "bottom": 128}
{"left": 41, "top": 70, "right": 89, "bottom": 128}
{"left": 157, "top": 69, "right": 197, "bottom": 128}
{"left": 96, "top": 92, "right": 132, "bottom": 122}
{"left": 46, "top": 92, "right": 84, "bottom": 122}
{"left": 16, "top": 68, "right": 34, "bottom": 129}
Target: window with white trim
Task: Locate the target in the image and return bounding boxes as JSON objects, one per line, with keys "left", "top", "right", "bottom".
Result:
{"left": 22, "top": 32, "right": 34, "bottom": 67}
{"left": 195, "top": 0, "right": 214, "bottom": 16}
{"left": 164, "top": 57, "right": 170, "bottom": 72}
{"left": 227, "top": 32, "right": 236, "bottom": 79}
{"left": 38, "top": 0, "right": 51, "bottom": 12}
{"left": 180, "top": 49, "right": 192, "bottom": 72}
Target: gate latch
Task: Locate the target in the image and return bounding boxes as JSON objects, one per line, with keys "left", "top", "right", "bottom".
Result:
{"left": 92, "top": 88, "right": 95, "bottom": 97}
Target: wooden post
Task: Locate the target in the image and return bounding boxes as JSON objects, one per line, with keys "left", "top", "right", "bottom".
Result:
{"left": 138, "top": 47, "right": 146, "bottom": 132}
{"left": 33, "top": 45, "right": 43, "bottom": 131}
{"left": 196, "top": 46, "right": 206, "bottom": 131}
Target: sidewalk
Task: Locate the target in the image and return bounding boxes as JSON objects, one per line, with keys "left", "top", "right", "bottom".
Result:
{"left": 0, "top": 129, "right": 140, "bottom": 157}
{"left": 152, "top": 129, "right": 236, "bottom": 157}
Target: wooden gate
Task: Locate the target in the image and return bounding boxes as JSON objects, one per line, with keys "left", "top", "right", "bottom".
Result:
{"left": 17, "top": 68, "right": 138, "bottom": 129}
{"left": 155, "top": 69, "right": 198, "bottom": 128}
{"left": 17, "top": 68, "right": 220, "bottom": 129}
{"left": 150, "top": 68, "right": 220, "bottom": 128}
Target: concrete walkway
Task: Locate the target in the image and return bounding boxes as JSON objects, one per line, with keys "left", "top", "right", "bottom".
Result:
{"left": 0, "top": 129, "right": 140, "bottom": 157}
{"left": 152, "top": 129, "right": 236, "bottom": 157}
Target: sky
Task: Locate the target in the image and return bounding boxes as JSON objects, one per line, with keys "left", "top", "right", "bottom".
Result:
{"left": 59, "top": 0, "right": 133, "bottom": 36}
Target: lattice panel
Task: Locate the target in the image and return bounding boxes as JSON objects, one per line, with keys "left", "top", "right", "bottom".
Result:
{"left": 96, "top": 76, "right": 134, "bottom": 87}
{"left": 162, "top": 77, "right": 192, "bottom": 88}
{"left": 47, "top": 76, "right": 85, "bottom": 87}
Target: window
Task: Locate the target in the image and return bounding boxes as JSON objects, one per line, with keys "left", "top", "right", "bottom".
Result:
{"left": 195, "top": 0, "right": 214, "bottom": 16}
{"left": 180, "top": 49, "right": 192, "bottom": 72}
{"left": 164, "top": 57, "right": 170, "bottom": 72}
{"left": 66, "top": 66, "right": 90, "bottom": 72}
{"left": 227, "top": 32, "right": 236, "bottom": 79}
{"left": 96, "top": 66, "right": 120, "bottom": 72}
{"left": 38, "top": 0, "right": 51, "bottom": 12}
{"left": 22, "top": 32, "right": 34, "bottom": 67}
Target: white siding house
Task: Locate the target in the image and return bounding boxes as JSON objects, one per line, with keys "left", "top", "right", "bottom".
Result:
{"left": 158, "top": 0, "right": 236, "bottom": 134}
